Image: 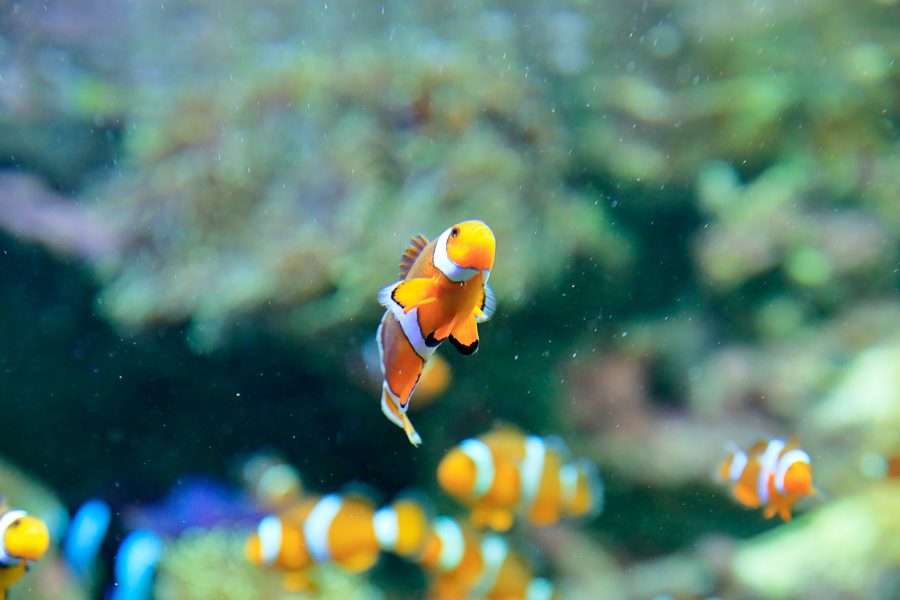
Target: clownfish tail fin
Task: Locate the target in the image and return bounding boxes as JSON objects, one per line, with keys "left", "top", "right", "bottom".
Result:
{"left": 380, "top": 389, "right": 422, "bottom": 446}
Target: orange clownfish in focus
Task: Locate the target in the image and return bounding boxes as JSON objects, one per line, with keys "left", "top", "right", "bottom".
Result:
{"left": 377, "top": 220, "right": 496, "bottom": 446}
{"left": 417, "top": 515, "right": 560, "bottom": 600}
{"left": 0, "top": 505, "right": 50, "bottom": 600}
{"left": 245, "top": 493, "right": 430, "bottom": 591}
{"left": 437, "top": 427, "right": 604, "bottom": 531}
{"left": 718, "top": 437, "right": 816, "bottom": 521}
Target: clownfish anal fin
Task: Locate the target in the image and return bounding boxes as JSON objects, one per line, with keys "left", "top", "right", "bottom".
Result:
{"left": 424, "top": 332, "right": 442, "bottom": 347}
{"left": 390, "top": 277, "right": 438, "bottom": 313}
{"left": 399, "top": 234, "right": 429, "bottom": 279}
{"left": 449, "top": 316, "right": 479, "bottom": 355}
{"left": 475, "top": 283, "right": 496, "bottom": 323}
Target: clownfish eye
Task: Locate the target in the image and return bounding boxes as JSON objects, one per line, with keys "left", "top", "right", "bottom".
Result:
{"left": 451, "top": 227, "right": 460, "bottom": 237}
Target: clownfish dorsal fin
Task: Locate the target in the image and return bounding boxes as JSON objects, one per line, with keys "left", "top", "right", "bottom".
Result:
{"left": 747, "top": 439, "right": 769, "bottom": 457}
{"left": 474, "top": 283, "right": 496, "bottom": 323}
{"left": 449, "top": 315, "right": 479, "bottom": 356}
{"left": 399, "top": 234, "right": 430, "bottom": 279}
{"left": 384, "top": 277, "right": 439, "bottom": 313}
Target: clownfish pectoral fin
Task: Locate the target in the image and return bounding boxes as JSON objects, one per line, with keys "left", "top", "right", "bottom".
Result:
{"left": 471, "top": 507, "right": 515, "bottom": 532}
{"left": 385, "top": 278, "right": 438, "bottom": 313}
{"left": 339, "top": 549, "right": 380, "bottom": 574}
{"left": 282, "top": 571, "right": 315, "bottom": 592}
{"left": 762, "top": 504, "right": 778, "bottom": 519}
{"left": 475, "top": 283, "right": 496, "bottom": 323}
{"left": 449, "top": 316, "right": 479, "bottom": 356}
{"left": 399, "top": 234, "right": 430, "bottom": 279}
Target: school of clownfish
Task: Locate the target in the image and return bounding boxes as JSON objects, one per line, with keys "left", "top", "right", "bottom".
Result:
{"left": 244, "top": 425, "right": 603, "bottom": 600}
{"left": 0, "top": 219, "right": 892, "bottom": 599}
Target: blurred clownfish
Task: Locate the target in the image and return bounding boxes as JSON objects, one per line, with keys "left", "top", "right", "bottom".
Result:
{"left": 246, "top": 493, "right": 430, "bottom": 591}
{"left": 239, "top": 452, "right": 304, "bottom": 513}
{"left": 718, "top": 437, "right": 816, "bottom": 521}
{"left": 377, "top": 220, "right": 496, "bottom": 446}
{"left": 0, "top": 505, "right": 50, "bottom": 600}
{"left": 418, "top": 515, "right": 559, "bottom": 600}
{"left": 437, "top": 427, "right": 604, "bottom": 531}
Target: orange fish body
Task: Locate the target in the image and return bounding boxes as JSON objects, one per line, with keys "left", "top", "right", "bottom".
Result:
{"left": 437, "top": 427, "right": 604, "bottom": 531}
{"left": 377, "top": 221, "right": 496, "bottom": 446}
{"left": 419, "top": 516, "right": 485, "bottom": 600}
{"left": 719, "top": 437, "right": 815, "bottom": 521}
{"left": 246, "top": 494, "right": 430, "bottom": 591}
{"left": 0, "top": 507, "right": 50, "bottom": 599}
{"left": 417, "top": 516, "right": 559, "bottom": 600}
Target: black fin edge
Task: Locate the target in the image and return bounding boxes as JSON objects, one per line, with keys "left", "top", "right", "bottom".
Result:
{"left": 449, "top": 335, "right": 478, "bottom": 355}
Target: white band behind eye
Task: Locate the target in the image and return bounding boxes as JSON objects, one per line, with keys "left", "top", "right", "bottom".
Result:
{"left": 460, "top": 439, "right": 495, "bottom": 498}
{"left": 434, "top": 517, "right": 465, "bottom": 571}
{"left": 728, "top": 450, "right": 748, "bottom": 482}
{"left": 433, "top": 228, "right": 479, "bottom": 283}
{"left": 303, "top": 495, "right": 343, "bottom": 563}
{"left": 757, "top": 439, "right": 786, "bottom": 503}
{"left": 775, "top": 449, "right": 811, "bottom": 493}
{"left": 0, "top": 510, "right": 27, "bottom": 566}
{"left": 257, "top": 515, "right": 283, "bottom": 565}
{"left": 373, "top": 507, "right": 399, "bottom": 551}
{"left": 471, "top": 535, "right": 507, "bottom": 596}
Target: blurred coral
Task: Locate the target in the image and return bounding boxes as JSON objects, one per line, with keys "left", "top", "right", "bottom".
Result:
{"left": 731, "top": 483, "right": 900, "bottom": 599}
{"left": 155, "top": 527, "right": 384, "bottom": 600}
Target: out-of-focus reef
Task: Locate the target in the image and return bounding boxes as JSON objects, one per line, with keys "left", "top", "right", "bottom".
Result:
{"left": 2, "top": 0, "right": 628, "bottom": 350}
{"left": 733, "top": 482, "right": 900, "bottom": 599}
{"left": 155, "top": 528, "right": 384, "bottom": 600}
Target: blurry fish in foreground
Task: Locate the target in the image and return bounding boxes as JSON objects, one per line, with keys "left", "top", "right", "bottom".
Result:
{"left": 109, "top": 530, "right": 164, "bottom": 600}
{"left": 417, "top": 515, "right": 559, "bottom": 600}
{"left": 376, "top": 220, "right": 496, "bottom": 446}
{"left": 718, "top": 437, "right": 817, "bottom": 521}
{"left": 438, "top": 427, "right": 604, "bottom": 531}
{"left": 239, "top": 452, "right": 304, "bottom": 512}
{"left": 0, "top": 502, "right": 50, "bottom": 599}
{"left": 63, "top": 499, "right": 111, "bottom": 580}
{"left": 246, "top": 493, "right": 430, "bottom": 591}
{"left": 362, "top": 336, "right": 452, "bottom": 412}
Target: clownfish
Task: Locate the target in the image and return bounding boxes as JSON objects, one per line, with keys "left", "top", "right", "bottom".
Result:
{"left": 718, "top": 437, "right": 816, "bottom": 521}
{"left": 437, "top": 427, "right": 604, "bottom": 531}
{"left": 0, "top": 505, "right": 50, "bottom": 600}
{"left": 245, "top": 494, "right": 430, "bottom": 591}
{"left": 377, "top": 220, "right": 497, "bottom": 446}
{"left": 240, "top": 453, "right": 304, "bottom": 512}
{"left": 418, "top": 516, "right": 559, "bottom": 600}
